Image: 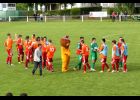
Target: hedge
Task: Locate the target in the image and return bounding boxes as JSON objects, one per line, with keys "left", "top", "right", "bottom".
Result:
{"left": 134, "top": 8, "right": 140, "bottom": 14}
{"left": 80, "top": 6, "right": 102, "bottom": 15}
{"left": 46, "top": 6, "right": 102, "bottom": 16}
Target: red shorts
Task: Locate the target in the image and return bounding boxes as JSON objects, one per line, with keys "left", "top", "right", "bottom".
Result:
{"left": 42, "top": 52, "right": 47, "bottom": 59}
{"left": 82, "top": 56, "right": 89, "bottom": 63}
{"left": 17, "top": 48, "right": 24, "bottom": 55}
{"left": 111, "top": 58, "right": 119, "bottom": 64}
{"left": 47, "top": 58, "right": 53, "bottom": 62}
{"left": 25, "top": 50, "right": 32, "bottom": 59}
{"left": 7, "top": 49, "right": 12, "bottom": 57}
{"left": 100, "top": 58, "right": 107, "bottom": 63}
{"left": 122, "top": 55, "right": 127, "bottom": 63}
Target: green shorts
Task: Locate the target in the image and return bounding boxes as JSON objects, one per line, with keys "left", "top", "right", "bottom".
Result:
{"left": 78, "top": 55, "right": 82, "bottom": 61}
{"left": 91, "top": 53, "right": 97, "bottom": 60}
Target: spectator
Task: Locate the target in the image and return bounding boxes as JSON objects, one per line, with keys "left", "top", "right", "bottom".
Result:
{"left": 6, "top": 92, "right": 13, "bottom": 96}
{"left": 124, "top": 11, "right": 128, "bottom": 21}
{"left": 40, "top": 13, "right": 43, "bottom": 21}
{"left": 33, "top": 13, "right": 37, "bottom": 21}
{"left": 120, "top": 11, "right": 123, "bottom": 21}
{"left": 112, "top": 11, "right": 116, "bottom": 22}
{"left": 37, "top": 13, "right": 40, "bottom": 22}
{"left": 116, "top": 12, "right": 119, "bottom": 20}
{"left": 20, "top": 93, "right": 28, "bottom": 96}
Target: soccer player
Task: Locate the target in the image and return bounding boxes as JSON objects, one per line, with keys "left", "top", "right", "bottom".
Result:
{"left": 31, "top": 34, "right": 36, "bottom": 56}
{"left": 4, "top": 33, "right": 13, "bottom": 66}
{"left": 32, "top": 43, "right": 42, "bottom": 76}
{"left": 31, "top": 34, "right": 36, "bottom": 43}
{"left": 46, "top": 40, "right": 56, "bottom": 72}
{"left": 16, "top": 35, "right": 24, "bottom": 64}
{"left": 117, "top": 37, "right": 123, "bottom": 70}
{"left": 98, "top": 38, "right": 110, "bottom": 73}
{"left": 111, "top": 40, "right": 120, "bottom": 73}
{"left": 81, "top": 40, "right": 91, "bottom": 74}
{"left": 74, "top": 37, "right": 84, "bottom": 71}
{"left": 31, "top": 37, "right": 41, "bottom": 63}
{"left": 121, "top": 39, "right": 128, "bottom": 73}
{"left": 44, "top": 36, "right": 49, "bottom": 45}
{"left": 24, "top": 36, "right": 32, "bottom": 69}
{"left": 32, "top": 37, "right": 41, "bottom": 51}
{"left": 40, "top": 37, "right": 44, "bottom": 44}
{"left": 41, "top": 37, "right": 48, "bottom": 69}
{"left": 90, "top": 38, "right": 98, "bottom": 72}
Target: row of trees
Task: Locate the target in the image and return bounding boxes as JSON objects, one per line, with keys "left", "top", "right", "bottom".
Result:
{"left": 117, "top": 3, "right": 135, "bottom": 14}
{"left": 17, "top": 3, "right": 74, "bottom": 11}
{"left": 16, "top": 3, "right": 99, "bottom": 11}
{"left": 16, "top": 3, "right": 138, "bottom": 15}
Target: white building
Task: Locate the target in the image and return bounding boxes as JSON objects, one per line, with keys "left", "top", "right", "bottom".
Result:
{"left": 60, "top": 3, "right": 99, "bottom": 10}
{"left": 135, "top": 3, "right": 140, "bottom": 7}
{"left": 0, "top": 3, "right": 16, "bottom": 11}
{"left": 100, "top": 3, "right": 116, "bottom": 8}
{"left": 60, "top": 3, "right": 116, "bottom": 10}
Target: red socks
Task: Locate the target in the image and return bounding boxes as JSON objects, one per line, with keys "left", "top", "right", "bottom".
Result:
{"left": 105, "top": 63, "right": 109, "bottom": 69}
{"left": 25, "top": 59, "right": 29, "bottom": 67}
{"left": 83, "top": 64, "right": 86, "bottom": 72}
{"left": 6, "top": 57, "right": 9, "bottom": 64}
{"left": 87, "top": 63, "right": 91, "bottom": 70}
{"left": 124, "top": 63, "right": 127, "bottom": 71}
{"left": 112, "top": 64, "right": 115, "bottom": 70}
{"left": 102, "top": 63, "right": 105, "bottom": 71}
{"left": 18, "top": 56, "right": 20, "bottom": 62}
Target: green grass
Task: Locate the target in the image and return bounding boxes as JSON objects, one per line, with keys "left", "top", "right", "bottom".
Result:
{"left": 0, "top": 21, "right": 140, "bottom": 96}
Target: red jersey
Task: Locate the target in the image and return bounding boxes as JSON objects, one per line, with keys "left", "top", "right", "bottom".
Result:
{"left": 16, "top": 38, "right": 24, "bottom": 49}
{"left": 82, "top": 44, "right": 90, "bottom": 56}
{"left": 24, "top": 40, "right": 32, "bottom": 53}
{"left": 46, "top": 44, "right": 56, "bottom": 58}
{"left": 4, "top": 38, "right": 13, "bottom": 50}
{"left": 117, "top": 42, "right": 122, "bottom": 49}
{"left": 42, "top": 42, "right": 47, "bottom": 53}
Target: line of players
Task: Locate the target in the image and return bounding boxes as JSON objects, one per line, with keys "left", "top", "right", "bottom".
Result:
{"left": 4, "top": 33, "right": 128, "bottom": 73}
{"left": 4, "top": 33, "right": 56, "bottom": 72}
{"left": 74, "top": 37, "right": 128, "bottom": 73}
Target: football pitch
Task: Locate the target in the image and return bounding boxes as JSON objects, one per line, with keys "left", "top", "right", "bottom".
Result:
{"left": 0, "top": 21, "right": 140, "bottom": 96}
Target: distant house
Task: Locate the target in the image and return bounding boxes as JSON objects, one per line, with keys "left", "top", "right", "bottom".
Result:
{"left": 100, "top": 3, "right": 116, "bottom": 8}
{"left": 38, "top": 3, "right": 116, "bottom": 11}
{"left": 0, "top": 3, "right": 16, "bottom": 11}
{"left": 60, "top": 3, "right": 98, "bottom": 10}
{"left": 135, "top": 3, "right": 140, "bottom": 7}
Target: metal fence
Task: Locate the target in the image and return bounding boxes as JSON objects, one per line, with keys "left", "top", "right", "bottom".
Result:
{"left": 7, "top": 15, "right": 140, "bottom": 22}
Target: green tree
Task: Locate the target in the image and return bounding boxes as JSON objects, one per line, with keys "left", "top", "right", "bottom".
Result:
{"left": 16, "top": 3, "right": 28, "bottom": 10}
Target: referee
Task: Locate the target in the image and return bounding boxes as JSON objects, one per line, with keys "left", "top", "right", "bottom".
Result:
{"left": 32, "top": 44, "right": 42, "bottom": 76}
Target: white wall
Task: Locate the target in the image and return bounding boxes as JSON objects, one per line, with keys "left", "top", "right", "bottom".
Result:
{"left": 0, "top": 3, "right": 16, "bottom": 11}
{"left": 100, "top": 3, "right": 115, "bottom": 8}
{"left": 60, "top": 3, "right": 95, "bottom": 10}
{"left": 0, "top": 3, "right": 2, "bottom": 11}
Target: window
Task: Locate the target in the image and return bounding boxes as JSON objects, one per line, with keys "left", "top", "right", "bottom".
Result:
{"left": 102, "top": 3, "right": 108, "bottom": 7}
{"left": 135, "top": 3, "right": 140, "bottom": 7}
{"left": 2, "top": 3, "right": 6, "bottom": 8}
{"left": 8, "top": 3, "right": 16, "bottom": 7}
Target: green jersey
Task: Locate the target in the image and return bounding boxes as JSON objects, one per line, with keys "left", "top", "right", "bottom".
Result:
{"left": 77, "top": 42, "right": 82, "bottom": 49}
{"left": 90, "top": 42, "right": 98, "bottom": 54}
